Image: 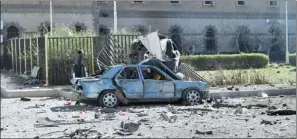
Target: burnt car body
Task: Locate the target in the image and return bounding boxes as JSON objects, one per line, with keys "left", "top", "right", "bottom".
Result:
{"left": 74, "top": 58, "right": 209, "bottom": 108}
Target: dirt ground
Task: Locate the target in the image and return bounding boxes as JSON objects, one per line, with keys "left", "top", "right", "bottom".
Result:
{"left": 1, "top": 95, "right": 296, "bottom": 138}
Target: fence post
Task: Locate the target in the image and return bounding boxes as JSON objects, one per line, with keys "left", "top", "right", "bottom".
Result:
{"left": 29, "top": 37, "right": 33, "bottom": 70}
{"left": 24, "top": 38, "right": 27, "bottom": 74}
{"left": 18, "top": 38, "right": 21, "bottom": 74}
{"left": 11, "top": 39, "right": 14, "bottom": 71}
{"left": 91, "top": 37, "right": 94, "bottom": 74}
{"left": 36, "top": 37, "right": 39, "bottom": 67}
{"left": 14, "top": 38, "right": 17, "bottom": 73}
{"left": 44, "top": 35, "right": 49, "bottom": 86}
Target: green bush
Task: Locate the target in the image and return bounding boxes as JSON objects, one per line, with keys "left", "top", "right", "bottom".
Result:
{"left": 181, "top": 53, "right": 269, "bottom": 70}
{"left": 289, "top": 53, "right": 296, "bottom": 66}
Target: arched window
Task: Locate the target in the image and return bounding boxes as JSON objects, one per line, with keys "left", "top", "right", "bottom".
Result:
{"left": 41, "top": 26, "right": 51, "bottom": 36}
{"left": 205, "top": 28, "right": 216, "bottom": 52}
{"left": 7, "top": 26, "right": 19, "bottom": 39}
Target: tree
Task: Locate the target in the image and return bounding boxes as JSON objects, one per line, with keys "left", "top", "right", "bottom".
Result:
{"left": 235, "top": 25, "right": 253, "bottom": 53}
{"left": 132, "top": 25, "right": 148, "bottom": 35}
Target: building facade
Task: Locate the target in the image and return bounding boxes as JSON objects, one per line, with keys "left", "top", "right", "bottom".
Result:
{"left": 1, "top": 0, "right": 296, "bottom": 55}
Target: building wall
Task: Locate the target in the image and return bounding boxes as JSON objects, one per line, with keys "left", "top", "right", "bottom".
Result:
{"left": 1, "top": 0, "right": 296, "bottom": 53}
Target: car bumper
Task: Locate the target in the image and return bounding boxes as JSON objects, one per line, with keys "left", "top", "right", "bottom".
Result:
{"left": 74, "top": 90, "right": 98, "bottom": 102}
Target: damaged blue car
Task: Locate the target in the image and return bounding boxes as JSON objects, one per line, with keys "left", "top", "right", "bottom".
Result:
{"left": 74, "top": 59, "right": 209, "bottom": 108}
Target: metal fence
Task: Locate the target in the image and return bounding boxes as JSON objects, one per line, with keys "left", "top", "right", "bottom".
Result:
{"left": 3, "top": 34, "right": 139, "bottom": 85}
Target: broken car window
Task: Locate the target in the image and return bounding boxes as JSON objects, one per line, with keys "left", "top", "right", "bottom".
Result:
{"left": 141, "top": 67, "right": 168, "bottom": 80}
{"left": 118, "top": 67, "right": 139, "bottom": 79}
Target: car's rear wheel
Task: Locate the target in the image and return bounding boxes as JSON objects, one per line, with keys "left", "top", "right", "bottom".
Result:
{"left": 98, "top": 90, "right": 119, "bottom": 108}
{"left": 182, "top": 88, "right": 203, "bottom": 105}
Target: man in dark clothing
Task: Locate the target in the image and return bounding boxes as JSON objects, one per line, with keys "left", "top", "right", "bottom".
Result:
{"left": 75, "top": 50, "right": 84, "bottom": 77}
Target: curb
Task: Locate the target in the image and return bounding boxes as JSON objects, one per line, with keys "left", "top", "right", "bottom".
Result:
{"left": 1, "top": 88, "right": 59, "bottom": 98}
{"left": 209, "top": 88, "right": 296, "bottom": 98}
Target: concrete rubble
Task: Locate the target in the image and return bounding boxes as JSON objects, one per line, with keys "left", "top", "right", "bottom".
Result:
{"left": 1, "top": 94, "right": 296, "bottom": 138}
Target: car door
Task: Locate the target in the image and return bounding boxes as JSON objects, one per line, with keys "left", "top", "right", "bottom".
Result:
{"left": 114, "top": 66, "right": 144, "bottom": 99}
{"left": 141, "top": 66, "right": 175, "bottom": 99}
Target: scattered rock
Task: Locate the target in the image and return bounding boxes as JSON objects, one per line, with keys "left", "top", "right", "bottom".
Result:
{"left": 280, "top": 129, "right": 286, "bottom": 131}
{"left": 195, "top": 130, "right": 213, "bottom": 135}
{"left": 269, "top": 84, "right": 275, "bottom": 87}
{"left": 128, "top": 108, "right": 144, "bottom": 113}
{"left": 137, "top": 113, "right": 148, "bottom": 117}
{"left": 285, "top": 117, "right": 290, "bottom": 120}
{"left": 234, "top": 106, "right": 243, "bottom": 114}
{"left": 137, "top": 133, "right": 143, "bottom": 136}
{"left": 276, "top": 71, "right": 280, "bottom": 73}
{"left": 282, "top": 104, "right": 287, "bottom": 107}
{"left": 25, "top": 104, "right": 45, "bottom": 109}
{"left": 100, "top": 108, "right": 117, "bottom": 113}
{"left": 261, "top": 93, "right": 268, "bottom": 98}
{"left": 115, "top": 131, "right": 132, "bottom": 136}
{"left": 247, "top": 132, "right": 252, "bottom": 137}
{"left": 267, "top": 106, "right": 277, "bottom": 110}
{"left": 260, "top": 120, "right": 276, "bottom": 125}
{"left": 120, "top": 121, "right": 141, "bottom": 132}
{"left": 139, "top": 118, "right": 149, "bottom": 123}
{"left": 167, "top": 105, "right": 178, "bottom": 114}
{"left": 267, "top": 109, "right": 296, "bottom": 115}
{"left": 227, "top": 86, "right": 234, "bottom": 91}
{"left": 235, "top": 88, "right": 239, "bottom": 91}
{"left": 20, "top": 97, "right": 31, "bottom": 101}
{"left": 160, "top": 112, "right": 177, "bottom": 123}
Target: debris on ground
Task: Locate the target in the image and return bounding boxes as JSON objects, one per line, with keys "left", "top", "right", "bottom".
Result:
{"left": 120, "top": 121, "right": 141, "bottom": 132}
{"left": 195, "top": 130, "right": 213, "bottom": 135}
{"left": 128, "top": 108, "right": 144, "bottom": 113}
{"left": 261, "top": 120, "right": 277, "bottom": 125}
{"left": 25, "top": 104, "right": 45, "bottom": 109}
{"left": 1, "top": 94, "right": 296, "bottom": 138}
{"left": 234, "top": 106, "right": 243, "bottom": 114}
{"left": 34, "top": 117, "right": 101, "bottom": 128}
{"left": 167, "top": 105, "right": 179, "bottom": 114}
{"left": 100, "top": 108, "right": 118, "bottom": 113}
{"left": 267, "top": 109, "right": 296, "bottom": 116}
{"left": 160, "top": 112, "right": 177, "bottom": 123}
{"left": 64, "top": 98, "right": 72, "bottom": 105}
{"left": 67, "top": 128, "right": 100, "bottom": 138}
{"left": 136, "top": 113, "right": 149, "bottom": 117}
{"left": 178, "top": 107, "right": 213, "bottom": 112}
{"left": 261, "top": 93, "right": 268, "bottom": 98}
{"left": 227, "top": 86, "right": 234, "bottom": 90}
{"left": 20, "top": 97, "right": 31, "bottom": 101}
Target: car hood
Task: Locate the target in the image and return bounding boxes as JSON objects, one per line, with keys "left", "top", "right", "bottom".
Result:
{"left": 137, "top": 31, "right": 165, "bottom": 61}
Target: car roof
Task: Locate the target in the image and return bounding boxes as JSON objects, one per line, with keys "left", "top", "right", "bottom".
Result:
{"left": 100, "top": 65, "right": 125, "bottom": 79}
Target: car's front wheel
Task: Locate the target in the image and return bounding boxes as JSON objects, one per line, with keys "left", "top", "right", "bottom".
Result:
{"left": 98, "top": 90, "right": 119, "bottom": 108}
{"left": 182, "top": 88, "right": 203, "bottom": 105}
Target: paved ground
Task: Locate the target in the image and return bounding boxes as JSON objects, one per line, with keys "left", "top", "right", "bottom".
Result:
{"left": 1, "top": 95, "right": 296, "bottom": 138}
